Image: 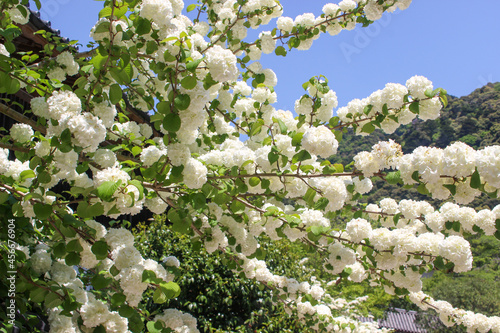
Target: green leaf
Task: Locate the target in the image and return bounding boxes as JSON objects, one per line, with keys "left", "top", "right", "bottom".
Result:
{"left": 91, "top": 53, "right": 109, "bottom": 71}
{"left": 128, "top": 180, "right": 144, "bottom": 200}
{"left": 99, "top": 7, "right": 113, "bottom": 18}
{"left": 119, "top": 305, "right": 135, "bottom": 318}
{"left": 275, "top": 46, "right": 287, "bottom": 57}
{"left": 443, "top": 184, "right": 456, "bottom": 196}
{"left": 163, "top": 113, "right": 181, "bottom": 132}
{"left": 147, "top": 321, "right": 164, "bottom": 333}
{"left": 168, "top": 209, "right": 190, "bottom": 234}
{"left": 33, "top": 203, "right": 52, "bottom": 220}
{"left": 186, "top": 58, "right": 203, "bottom": 72}
{"left": 136, "top": 17, "right": 151, "bottom": 35}
{"left": 142, "top": 270, "right": 158, "bottom": 284}
{"left": 153, "top": 288, "right": 167, "bottom": 304}
{"left": 272, "top": 117, "right": 287, "bottom": 134}
{"left": 433, "top": 256, "right": 446, "bottom": 270}
{"left": 386, "top": 171, "right": 401, "bottom": 185}
{"left": 180, "top": 75, "right": 197, "bottom": 90}
{"left": 409, "top": 101, "right": 419, "bottom": 114}
{"left": 268, "top": 146, "right": 280, "bottom": 165}
{"left": 65, "top": 252, "right": 81, "bottom": 266}
{"left": 250, "top": 119, "right": 264, "bottom": 137}
{"left": 160, "top": 281, "right": 181, "bottom": 299}
{"left": 292, "top": 150, "right": 311, "bottom": 164}
{"left": 304, "top": 188, "right": 316, "bottom": 206}
{"left": 361, "top": 122, "right": 375, "bottom": 134}
{"left": 91, "top": 240, "right": 109, "bottom": 260}
{"left": 19, "top": 170, "right": 36, "bottom": 182}
{"left": 109, "top": 84, "right": 122, "bottom": 104}
{"left": 411, "top": 171, "right": 420, "bottom": 183}
{"left": 249, "top": 177, "right": 260, "bottom": 187}
{"left": 4, "top": 77, "right": 20, "bottom": 94}
{"left": 91, "top": 273, "right": 111, "bottom": 290}
{"left": 111, "top": 293, "right": 127, "bottom": 306}
{"left": 66, "top": 239, "right": 83, "bottom": 253}
{"left": 174, "top": 94, "right": 190, "bottom": 110}
{"left": 186, "top": 4, "right": 197, "bottom": 12}
{"left": 230, "top": 200, "right": 246, "bottom": 214}
{"left": 156, "top": 101, "right": 170, "bottom": 115}
{"left": 97, "top": 180, "right": 122, "bottom": 202}
{"left": 470, "top": 169, "right": 481, "bottom": 189}
{"left": 44, "top": 292, "right": 63, "bottom": 308}
{"left": 30, "top": 287, "right": 49, "bottom": 303}
{"left": 53, "top": 242, "right": 66, "bottom": 258}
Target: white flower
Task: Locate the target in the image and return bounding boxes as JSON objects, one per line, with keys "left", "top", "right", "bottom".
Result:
{"left": 277, "top": 16, "right": 294, "bottom": 32}
{"left": 105, "top": 227, "right": 135, "bottom": 250}
{"left": 364, "top": 1, "right": 383, "bottom": 21}
{"left": 66, "top": 113, "right": 107, "bottom": 152}
{"left": 140, "top": 0, "right": 174, "bottom": 26}
{"left": 10, "top": 123, "right": 33, "bottom": 143}
{"left": 406, "top": 75, "right": 433, "bottom": 100}
{"left": 346, "top": 218, "right": 372, "bottom": 243}
{"left": 47, "top": 90, "right": 82, "bottom": 121}
{"left": 301, "top": 126, "right": 338, "bottom": 158}
{"left": 339, "top": 0, "right": 357, "bottom": 12}
{"left": 0, "top": 43, "right": 9, "bottom": 57}
{"left": 259, "top": 31, "right": 275, "bottom": 54}
{"left": 205, "top": 45, "right": 238, "bottom": 82}
{"left": 439, "top": 236, "right": 472, "bottom": 273}
{"left": 140, "top": 145, "right": 164, "bottom": 167}
{"left": 7, "top": 7, "right": 29, "bottom": 24}
{"left": 47, "top": 67, "right": 66, "bottom": 82}
{"left": 145, "top": 196, "right": 169, "bottom": 215}
{"left": 93, "top": 102, "right": 117, "bottom": 128}
{"left": 56, "top": 51, "right": 79, "bottom": 76}
{"left": 167, "top": 143, "right": 191, "bottom": 166}
{"left": 93, "top": 149, "right": 117, "bottom": 168}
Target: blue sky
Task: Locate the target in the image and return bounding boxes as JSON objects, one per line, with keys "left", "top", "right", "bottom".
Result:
{"left": 32, "top": 0, "right": 500, "bottom": 112}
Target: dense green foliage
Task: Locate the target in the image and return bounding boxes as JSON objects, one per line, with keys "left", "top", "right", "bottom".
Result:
{"left": 132, "top": 215, "right": 310, "bottom": 332}
{"left": 132, "top": 215, "right": 400, "bottom": 332}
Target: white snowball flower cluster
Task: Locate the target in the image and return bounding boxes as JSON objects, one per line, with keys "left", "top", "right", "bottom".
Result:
{"left": 93, "top": 148, "right": 117, "bottom": 168}
{"left": 30, "top": 244, "right": 52, "bottom": 275}
{"left": 140, "top": 145, "right": 166, "bottom": 167}
{"left": 140, "top": 0, "right": 174, "bottom": 26}
{"left": 301, "top": 126, "right": 338, "bottom": 158}
{"left": 7, "top": 6, "right": 29, "bottom": 24}
{"left": 204, "top": 45, "right": 238, "bottom": 82}
{"left": 46, "top": 90, "right": 82, "bottom": 121}
{"left": 345, "top": 218, "right": 372, "bottom": 242}
{"left": 394, "top": 142, "right": 500, "bottom": 204}
{"left": 354, "top": 139, "right": 402, "bottom": 177}
{"left": 337, "top": 76, "right": 442, "bottom": 135}
{"left": 9, "top": 123, "right": 33, "bottom": 143}
{"left": 56, "top": 51, "right": 80, "bottom": 76}
{"left": 410, "top": 291, "right": 500, "bottom": 332}
{"left": 93, "top": 102, "right": 117, "bottom": 128}
{"left": 154, "top": 309, "right": 200, "bottom": 333}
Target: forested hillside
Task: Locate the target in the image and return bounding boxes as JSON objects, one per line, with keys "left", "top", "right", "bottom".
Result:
{"left": 331, "top": 82, "right": 500, "bottom": 209}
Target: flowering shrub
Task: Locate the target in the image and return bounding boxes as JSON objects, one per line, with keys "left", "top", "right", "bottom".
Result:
{"left": 0, "top": 0, "right": 499, "bottom": 332}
